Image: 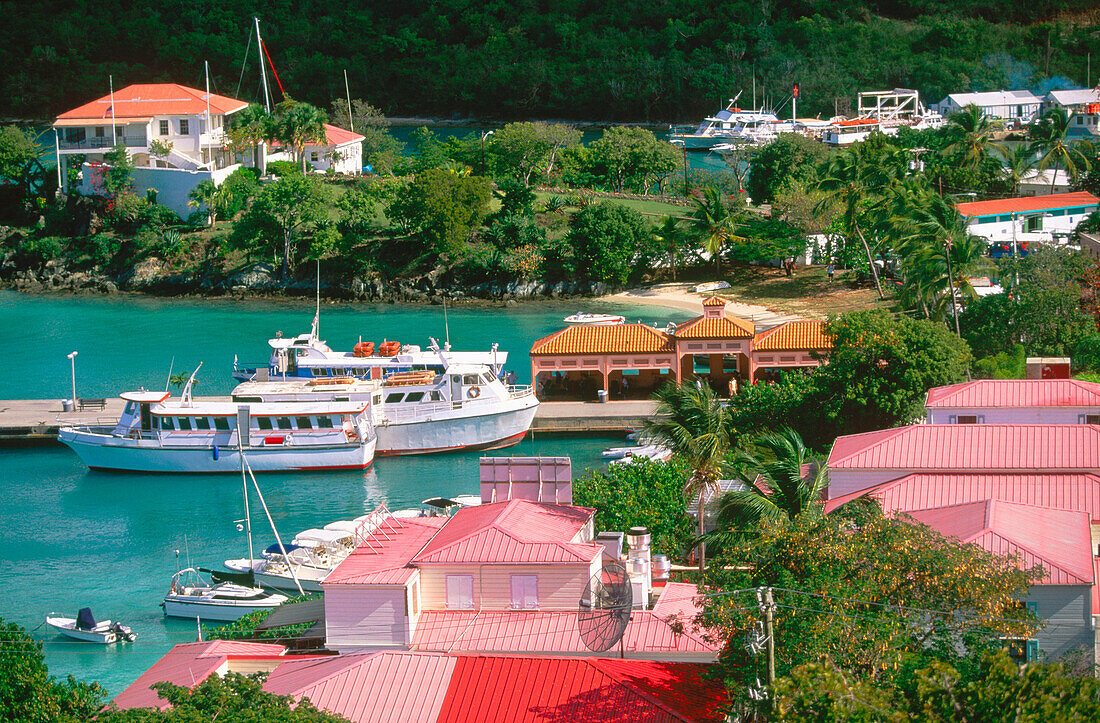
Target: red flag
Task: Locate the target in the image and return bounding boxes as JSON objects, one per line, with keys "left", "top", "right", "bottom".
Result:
{"left": 793, "top": 83, "right": 800, "bottom": 99}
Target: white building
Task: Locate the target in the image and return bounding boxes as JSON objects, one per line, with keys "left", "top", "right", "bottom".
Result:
{"left": 1018, "top": 168, "right": 1073, "bottom": 196}
{"left": 53, "top": 83, "right": 250, "bottom": 218}
{"left": 1044, "top": 88, "right": 1100, "bottom": 139}
{"left": 932, "top": 90, "right": 1042, "bottom": 123}
{"left": 956, "top": 191, "right": 1099, "bottom": 246}
{"left": 268, "top": 123, "right": 365, "bottom": 175}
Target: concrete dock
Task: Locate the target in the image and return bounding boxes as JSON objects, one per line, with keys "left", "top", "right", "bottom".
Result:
{"left": 0, "top": 398, "right": 653, "bottom": 445}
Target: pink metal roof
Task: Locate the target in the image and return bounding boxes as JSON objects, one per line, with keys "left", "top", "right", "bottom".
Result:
{"left": 827, "top": 424, "right": 1100, "bottom": 471}
{"left": 412, "top": 499, "right": 601, "bottom": 565}
{"left": 908, "top": 501, "right": 1095, "bottom": 585}
{"left": 324, "top": 516, "right": 446, "bottom": 586}
{"left": 112, "top": 641, "right": 287, "bottom": 710}
{"left": 409, "top": 610, "right": 716, "bottom": 656}
{"left": 651, "top": 582, "right": 705, "bottom": 621}
{"left": 322, "top": 123, "right": 366, "bottom": 146}
{"left": 925, "top": 379, "right": 1100, "bottom": 408}
{"left": 824, "top": 473, "right": 1100, "bottom": 518}
{"left": 264, "top": 651, "right": 456, "bottom": 723}
{"left": 436, "top": 655, "right": 728, "bottom": 723}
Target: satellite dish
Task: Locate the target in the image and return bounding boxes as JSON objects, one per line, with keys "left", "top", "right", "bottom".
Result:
{"left": 578, "top": 562, "right": 633, "bottom": 652}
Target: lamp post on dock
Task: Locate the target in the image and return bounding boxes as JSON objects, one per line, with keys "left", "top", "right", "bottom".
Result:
{"left": 67, "top": 351, "right": 78, "bottom": 407}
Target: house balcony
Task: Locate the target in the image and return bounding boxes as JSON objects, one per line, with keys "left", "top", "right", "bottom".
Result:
{"left": 57, "top": 133, "right": 148, "bottom": 152}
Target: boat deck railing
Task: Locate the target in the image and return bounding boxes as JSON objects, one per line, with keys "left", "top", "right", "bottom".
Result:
{"left": 508, "top": 385, "right": 534, "bottom": 398}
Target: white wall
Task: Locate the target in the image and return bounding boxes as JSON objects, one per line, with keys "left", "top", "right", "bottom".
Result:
{"left": 927, "top": 407, "right": 1100, "bottom": 424}
{"left": 965, "top": 208, "right": 1096, "bottom": 242}
{"left": 305, "top": 141, "right": 363, "bottom": 175}
{"left": 80, "top": 162, "right": 240, "bottom": 220}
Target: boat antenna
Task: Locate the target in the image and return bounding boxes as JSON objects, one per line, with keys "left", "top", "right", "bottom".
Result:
{"left": 313, "top": 259, "right": 320, "bottom": 341}
{"left": 242, "top": 453, "right": 304, "bottom": 595}
{"left": 254, "top": 17, "right": 271, "bottom": 113}
{"left": 181, "top": 362, "right": 203, "bottom": 408}
{"left": 442, "top": 295, "right": 450, "bottom": 348}
{"left": 238, "top": 434, "right": 255, "bottom": 567}
{"left": 165, "top": 356, "right": 175, "bottom": 393}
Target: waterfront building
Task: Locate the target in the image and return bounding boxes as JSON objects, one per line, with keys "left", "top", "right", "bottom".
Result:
{"left": 112, "top": 642, "right": 728, "bottom": 721}
{"left": 266, "top": 123, "right": 364, "bottom": 174}
{"left": 956, "top": 191, "right": 1100, "bottom": 246}
{"left": 529, "top": 297, "right": 830, "bottom": 399}
{"left": 931, "top": 90, "right": 1042, "bottom": 123}
{"left": 53, "top": 83, "right": 249, "bottom": 217}
{"left": 925, "top": 379, "right": 1100, "bottom": 424}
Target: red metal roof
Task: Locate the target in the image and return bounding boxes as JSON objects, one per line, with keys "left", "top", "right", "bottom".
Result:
{"left": 324, "top": 516, "right": 446, "bottom": 585}
{"left": 436, "top": 655, "right": 728, "bottom": 723}
{"left": 265, "top": 651, "right": 456, "bottom": 723}
{"left": 55, "top": 83, "right": 248, "bottom": 124}
{"left": 824, "top": 473, "right": 1100, "bottom": 518}
{"left": 752, "top": 320, "right": 832, "bottom": 352}
{"left": 322, "top": 123, "right": 366, "bottom": 147}
{"left": 413, "top": 499, "right": 601, "bottom": 565}
{"left": 827, "top": 424, "right": 1100, "bottom": 472}
{"left": 410, "top": 610, "right": 716, "bottom": 655}
{"left": 957, "top": 191, "right": 1099, "bottom": 218}
{"left": 908, "top": 500, "right": 1094, "bottom": 585}
{"left": 530, "top": 324, "right": 674, "bottom": 355}
{"left": 925, "top": 379, "right": 1100, "bottom": 408}
{"left": 112, "top": 641, "right": 287, "bottom": 710}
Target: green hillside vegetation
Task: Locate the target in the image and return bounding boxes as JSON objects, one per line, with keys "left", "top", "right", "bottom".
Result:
{"left": 4, "top": 1, "right": 1100, "bottom": 122}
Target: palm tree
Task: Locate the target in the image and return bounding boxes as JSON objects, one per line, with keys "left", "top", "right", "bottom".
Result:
{"left": 689, "top": 187, "right": 742, "bottom": 275}
{"left": 187, "top": 179, "right": 218, "bottom": 227}
{"left": 274, "top": 99, "right": 329, "bottom": 173}
{"left": 814, "top": 145, "right": 891, "bottom": 299}
{"left": 653, "top": 215, "right": 683, "bottom": 281}
{"left": 643, "top": 382, "right": 733, "bottom": 573}
{"left": 1003, "top": 144, "right": 1038, "bottom": 195}
{"left": 226, "top": 103, "right": 274, "bottom": 171}
{"left": 715, "top": 428, "right": 828, "bottom": 530}
{"left": 943, "top": 104, "right": 1007, "bottom": 173}
{"left": 1030, "top": 108, "right": 1093, "bottom": 193}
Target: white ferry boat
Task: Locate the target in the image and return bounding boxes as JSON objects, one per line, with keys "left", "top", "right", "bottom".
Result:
{"left": 670, "top": 95, "right": 783, "bottom": 150}
{"left": 231, "top": 344, "right": 539, "bottom": 455}
{"left": 58, "top": 369, "right": 377, "bottom": 473}
{"left": 232, "top": 316, "right": 507, "bottom": 384}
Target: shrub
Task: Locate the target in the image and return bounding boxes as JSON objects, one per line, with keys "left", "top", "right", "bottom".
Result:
{"left": 266, "top": 160, "right": 301, "bottom": 177}
{"left": 13, "top": 235, "right": 64, "bottom": 269}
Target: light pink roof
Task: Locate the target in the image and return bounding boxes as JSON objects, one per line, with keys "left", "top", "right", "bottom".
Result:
{"left": 264, "top": 651, "right": 456, "bottom": 723}
{"left": 824, "top": 473, "right": 1100, "bottom": 519}
{"left": 410, "top": 610, "right": 716, "bottom": 655}
{"left": 324, "top": 516, "right": 446, "bottom": 585}
{"left": 322, "top": 123, "right": 366, "bottom": 146}
{"left": 827, "top": 424, "right": 1100, "bottom": 472}
{"left": 908, "top": 500, "right": 1095, "bottom": 585}
{"left": 437, "top": 655, "right": 728, "bottom": 723}
{"left": 651, "top": 582, "right": 705, "bottom": 621}
{"left": 925, "top": 379, "right": 1100, "bottom": 408}
{"left": 112, "top": 641, "right": 287, "bottom": 710}
{"left": 412, "top": 499, "right": 601, "bottom": 565}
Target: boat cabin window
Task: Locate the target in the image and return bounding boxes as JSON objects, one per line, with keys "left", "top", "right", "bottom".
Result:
{"left": 178, "top": 417, "right": 192, "bottom": 431}
{"left": 159, "top": 417, "right": 175, "bottom": 430}
{"left": 333, "top": 368, "right": 345, "bottom": 376}
{"left": 123, "top": 401, "right": 137, "bottom": 416}
{"left": 482, "top": 372, "right": 496, "bottom": 384}
{"left": 296, "top": 416, "right": 313, "bottom": 429}
{"left": 405, "top": 392, "right": 425, "bottom": 403}
{"left": 317, "top": 416, "right": 334, "bottom": 429}
{"left": 257, "top": 417, "right": 273, "bottom": 430}
{"left": 372, "top": 394, "right": 382, "bottom": 405}
{"left": 214, "top": 417, "right": 230, "bottom": 431}
{"left": 462, "top": 375, "right": 480, "bottom": 386}
{"left": 385, "top": 393, "right": 404, "bottom": 404}
{"left": 276, "top": 417, "right": 292, "bottom": 430}
{"left": 311, "top": 368, "right": 323, "bottom": 376}
{"left": 429, "top": 391, "right": 443, "bottom": 402}
{"left": 195, "top": 417, "right": 211, "bottom": 430}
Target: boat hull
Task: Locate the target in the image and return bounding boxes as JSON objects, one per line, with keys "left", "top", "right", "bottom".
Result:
{"left": 58, "top": 431, "right": 376, "bottom": 473}
{"left": 374, "top": 400, "right": 538, "bottom": 456}
{"left": 163, "top": 598, "right": 284, "bottom": 621}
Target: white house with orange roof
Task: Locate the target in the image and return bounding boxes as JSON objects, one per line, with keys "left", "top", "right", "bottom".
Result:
{"left": 53, "top": 83, "right": 251, "bottom": 217}
{"left": 266, "top": 123, "right": 365, "bottom": 174}
{"left": 956, "top": 191, "right": 1099, "bottom": 245}
{"left": 529, "top": 297, "right": 831, "bottom": 398}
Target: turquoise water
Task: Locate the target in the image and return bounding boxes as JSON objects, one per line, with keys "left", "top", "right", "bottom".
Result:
{"left": 0, "top": 291, "right": 690, "bottom": 696}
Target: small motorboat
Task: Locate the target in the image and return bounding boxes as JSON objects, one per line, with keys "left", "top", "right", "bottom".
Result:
{"left": 693, "top": 281, "right": 730, "bottom": 293}
{"left": 609, "top": 444, "right": 673, "bottom": 465}
{"left": 163, "top": 568, "right": 288, "bottom": 621}
{"left": 563, "top": 312, "right": 626, "bottom": 326}
{"left": 45, "top": 608, "right": 137, "bottom": 644}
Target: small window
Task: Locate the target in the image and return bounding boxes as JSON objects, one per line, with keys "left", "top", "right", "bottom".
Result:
{"left": 1085, "top": 415, "right": 1100, "bottom": 425}
{"left": 160, "top": 417, "right": 175, "bottom": 430}
{"left": 214, "top": 417, "right": 230, "bottom": 431}
{"left": 317, "top": 416, "right": 334, "bottom": 428}
{"left": 296, "top": 416, "right": 313, "bottom": 429}
{"left": 276, "top": 417, "right": 292, "bottom": 430}
{"left": 333, "top": 368, "right": 345, "bottom": 376}
{"left": 195, "top": 417, "right": 211, "bottom": 430}
{"left": 510, "top": 575, "right": 538, "bottom": 610}
{"left": 257, "top": 417, "right": 273, "bottom": 430}
{"left": 445, "top": 575, "right": 475, "bottom": 610}
{"left": 463, "top": 374, "right": 480, "bottom": 385}
{"left": 385, "top": 393, "right": 405, "bottom": 404}
{"left": 429, "top": 390, "right": 443, "bottom": 402}
{"left": 956, "top": 415, "right": 978, "bottom": 424}
{"left": 311, "top": 368, "right": 323, "bottom": 376}
{"left": 310, "top": 151, "right": 319, "bottom": 162}
{"left": 159, "top": 120, "right": 169, "bottom": 136}
{"left": 405, "top": 392, "right": 425, "bottom": 403}
{"left": 95, "top": 127, "right": 105, "bottom": 137}
{"left": 483, "top": 372, "right": 496, "bottom": 384}
{"left": 123, "top": 401, "right": 137, "bottom": 416}
{"left": 178, "top": 417, "right": 193, "bottom": 431}
{"left": 179, "top": 119, "right": 189, "bottom": 135}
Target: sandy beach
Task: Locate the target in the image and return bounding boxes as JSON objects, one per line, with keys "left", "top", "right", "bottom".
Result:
{"left": 604, "top": 282, "right": 803, "bottom": 328}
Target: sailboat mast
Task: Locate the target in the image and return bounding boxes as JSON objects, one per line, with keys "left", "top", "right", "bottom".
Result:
{"left": 254, "top": 17, "right": 271, "bottom": 113}
{"left": 343, "top": 69, "right": 354, "bottom": 132}
{"left": 239, "top": 438, "right": 254, "bottom": 565}
{"left": 109, "top": 75, "right": 117, "bottom": 144}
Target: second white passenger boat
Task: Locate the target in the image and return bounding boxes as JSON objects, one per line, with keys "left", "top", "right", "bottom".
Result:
{"left": 163, "top": 568, "right": 288, "bottom": 621}
{"left": 58, "top": 367, "right": 377, "bottom": 473}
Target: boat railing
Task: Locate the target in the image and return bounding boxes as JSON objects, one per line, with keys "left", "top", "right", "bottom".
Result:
{"left": 380, "top": 399, "right": 458, "bottom": 422}
{"left": 508, "top": 385, "right": 534, "bottom": 398}
{"left": 58, "top": 418, "right": 118, "bottom": 431}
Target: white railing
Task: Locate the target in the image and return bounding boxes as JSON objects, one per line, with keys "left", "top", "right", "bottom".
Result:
{"left": 508, "top": 385, "right": 534, "bottom": 398}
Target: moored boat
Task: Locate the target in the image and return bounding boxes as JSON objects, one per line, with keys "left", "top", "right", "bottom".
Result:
{"left": 563, "top": 312, "right": 626, "bottom": 326}
{"left": 163, "top": 568, "right": 288, "bottom": 621}
{"left": 45, "top": 608, "right": 136, "bottom": 644}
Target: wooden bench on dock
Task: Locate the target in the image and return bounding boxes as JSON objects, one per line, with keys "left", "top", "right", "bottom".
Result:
{"left": 78, "top": 398, "right": 107, "bottom": 411}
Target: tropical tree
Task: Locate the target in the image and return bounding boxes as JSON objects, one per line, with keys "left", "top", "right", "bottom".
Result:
{"left": 653, "top": 215, "right": 686, "bottom": 280}
{"left": 226, "top": 103, "right": 274, "bottom": 170}
{"left": 715, "top": 428, "right": 828, "bottom": 533}
{"left": 232, "top": 173, "right": 332, "bottom": 279}
{"left": 643, "top": 382, "right": 734, "bottom": 572}
{"left": 1031, "top": 108, "right": 1094, "bottom": 192}
{"left": 689, "top": 186, "right": 742, "bottom": 274}
{"left": 273, "top": 99, "right": 328, "bottom": 173}
{"left": 187, "top": 179, "right": 217, "bottom": 226}
{"left": 943, "top": 104, "right": 1007, "bottom": 173}
{"left": 815, "top": 145, "right": 891, "bottom": 299}
{"left": 1002, "top": 143, "right": 1037, "bottom": 194}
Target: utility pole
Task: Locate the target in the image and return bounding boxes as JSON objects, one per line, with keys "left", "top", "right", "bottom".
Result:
{"left": 763, "top": 588, "right": 776, "bottom": 687}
